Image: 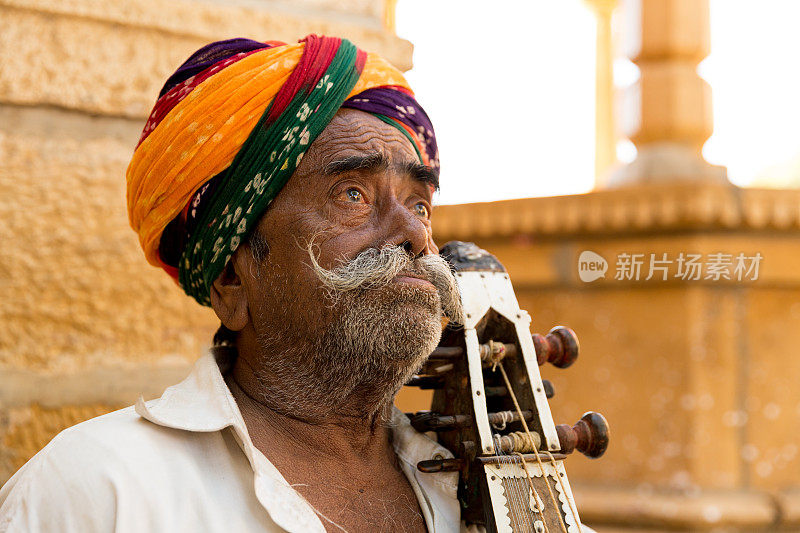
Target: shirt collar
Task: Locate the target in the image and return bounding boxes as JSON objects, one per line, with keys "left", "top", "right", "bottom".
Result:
{"left": 135, "top": 352, "right": 237, "bottom": 432}
{"left": 136, "top": 353, "right": 324, "bottom": 532}
{"left": 136, "top": 352, "right": 461, "bottom": 533}
{"left": 389, "top": 408, "right": 460, "bottom": 531}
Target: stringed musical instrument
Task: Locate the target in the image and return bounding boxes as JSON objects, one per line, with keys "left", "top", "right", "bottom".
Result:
{"left": 406, "top": 241, "right": 609, "bottom": 533}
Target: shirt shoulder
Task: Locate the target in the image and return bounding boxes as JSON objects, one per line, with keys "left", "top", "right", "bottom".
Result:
{"left": 0, "top": 405, "right": 244, "bottom": 533}
{"left": 0, "top": 406, "right": 141, "bottom": 532}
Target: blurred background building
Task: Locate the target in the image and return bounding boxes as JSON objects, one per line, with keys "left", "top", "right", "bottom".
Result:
{"left": 1, "top": 0, "right": 798, "bottom": 531}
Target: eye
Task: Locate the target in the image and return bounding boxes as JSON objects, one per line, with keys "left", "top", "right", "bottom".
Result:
{"left": 413, "top": 202, "right": 429, "bottom": 218}
{"left": 345, "top": 188, "right": 364, "bottom": 203}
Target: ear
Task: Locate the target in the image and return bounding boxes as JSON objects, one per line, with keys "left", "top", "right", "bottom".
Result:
{"left": 210, "top": 251, "right": 251, "bottom": 332}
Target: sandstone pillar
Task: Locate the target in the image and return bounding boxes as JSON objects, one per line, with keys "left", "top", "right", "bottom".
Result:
{"left": 585, "top": 0, "right": 619, "bottom": 187}
{"left": 383, "top": 0, "right": 398, "bottom": 32}
{"left": 611, "top": 0, "right": 726, "bottom": 185}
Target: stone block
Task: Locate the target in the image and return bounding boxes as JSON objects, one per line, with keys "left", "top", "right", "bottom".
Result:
{"left": 0, "top": 0, "right": 412, "bottom": 118}
{"left": 0, "top": 116, "right": 219, "bottom": 371}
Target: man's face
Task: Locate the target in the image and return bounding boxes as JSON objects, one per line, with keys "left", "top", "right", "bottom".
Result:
{"left": 226, "top": 108, "right": 450, "bottom": 421}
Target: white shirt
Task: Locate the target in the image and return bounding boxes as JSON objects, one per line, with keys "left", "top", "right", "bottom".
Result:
{"left": 0, "top": 353, "right": 468, "bottom": 533}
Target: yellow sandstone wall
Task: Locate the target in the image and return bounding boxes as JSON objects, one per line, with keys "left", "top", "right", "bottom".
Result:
{"left": 0, "top": 0, "right": 411, "bottom": 483}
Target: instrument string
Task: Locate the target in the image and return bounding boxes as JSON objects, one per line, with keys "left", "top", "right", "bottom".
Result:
{"left": 502, "top": 435, "right": 538, "bottom": 532}
{"left": 513, "top": 451, "right": 550, "bottom": 533}
{"left": 500, "top": 432, "right": 540, "bottom": 533}
{"left": 513, "top": 436, "right": 552, "bottom": 533}
{"left": 486, "top": 341, "right": 531, "bottom": 529}
{"left": 494, "top": 435, "right": 527, "bottom": 531}
{"left": 511, "top": 457, "right": 536, "bottom": 532}
{"left": 512, "top": 459, "right": 536, "bottom": 532}
{"left": 502, "top": 437, "right": 533, "bottom": 532}
{"left": 495, "top": 359, "right": 569, "bottom": 533}
{"left": 489, "top": 355, "right": 538, "bottom": 532}
{"left": 543, "top": 450, "right": 583, "bottom": 533}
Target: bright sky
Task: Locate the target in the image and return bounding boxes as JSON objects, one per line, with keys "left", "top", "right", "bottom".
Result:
{"left": 396, "top": 0, "right": 800, "bottom": 205}
{"left": 702, "top": 0, "right": 800, "bottom": 188}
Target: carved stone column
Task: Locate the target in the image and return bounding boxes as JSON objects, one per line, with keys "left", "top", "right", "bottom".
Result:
{"left": 383, "top": 0, "right": 398, "bottom": 33}
{"left": 585, "top": 0, "right": 619, "bottom": 188}
{"left": 611, "top": 0, "right": 727, "bottom": 185}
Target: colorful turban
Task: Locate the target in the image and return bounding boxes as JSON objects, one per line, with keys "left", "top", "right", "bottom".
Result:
{"left": 127, "top": 35, "right": 438, "bottom": 306}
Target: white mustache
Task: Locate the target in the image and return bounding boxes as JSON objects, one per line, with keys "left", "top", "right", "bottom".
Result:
{"left": 306, "top": 243, "right": 464, "bottom": 325}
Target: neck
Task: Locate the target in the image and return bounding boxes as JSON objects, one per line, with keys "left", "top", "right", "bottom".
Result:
{"left": 227, "top": 365, "right": 398, "bottom": 465}
{"left": 231, "top": 319, "right": 411, "bottom": 424}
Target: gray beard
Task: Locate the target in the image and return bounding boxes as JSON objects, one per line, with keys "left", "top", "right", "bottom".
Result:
{"left": 252, "top": 284, "right": 442, "bottom": 424}
{"left": 248, "top": 244, "right": 462, "bottom": 424}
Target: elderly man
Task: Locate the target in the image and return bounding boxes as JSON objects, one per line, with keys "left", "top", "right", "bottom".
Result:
{"left": 0, "top": 36, "right": 467, "bottom": 532}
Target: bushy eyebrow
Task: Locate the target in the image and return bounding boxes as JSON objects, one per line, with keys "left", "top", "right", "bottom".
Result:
{"left": 401, "top": 161, "right": 439, "bottom": 191}
{"left": 322, "top": 152, "right": 439, "bottom": 191}
{"left": 322, "top": 153, "right": 388, "bottom": 175}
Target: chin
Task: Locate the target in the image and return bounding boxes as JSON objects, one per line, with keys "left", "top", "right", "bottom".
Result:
{"left": 251, "top": 281, "right": 446, "bottom": 422}
{"left": 365, "top": 284, "right": 443, "bottom": 359}
{"left": 325, "top": 283, "right": 443, "bottom": 383}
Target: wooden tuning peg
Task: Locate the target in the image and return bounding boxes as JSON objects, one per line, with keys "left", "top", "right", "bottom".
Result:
{"left": 555, "top": 412, "right": 609, "bottom": 458}
{"left": 407, "top": 411, "right": 470, "bottom": 432}
{"left": 532, "top": 326, "right": 579, "bottom": 368}
{"left": 405, "top": 375, "right": 444, "bottom": 389}
{"left": 417, "top": 458, "right": 464, "bottom": 473}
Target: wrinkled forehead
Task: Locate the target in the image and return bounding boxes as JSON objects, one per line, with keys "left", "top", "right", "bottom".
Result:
{"left": 293, "top": 109, "right": 438, "bottom": 192}
{"left": 302, "top": 109, "right": 419, "bottom": 171}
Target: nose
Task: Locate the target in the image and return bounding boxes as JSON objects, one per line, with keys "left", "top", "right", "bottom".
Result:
{"left": 382, "top": 200, "right": 429, "bottom": 259}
